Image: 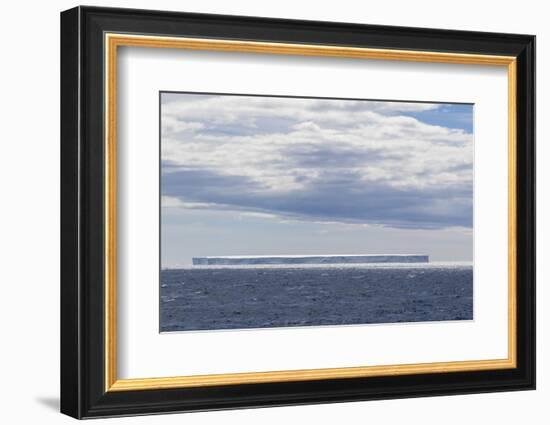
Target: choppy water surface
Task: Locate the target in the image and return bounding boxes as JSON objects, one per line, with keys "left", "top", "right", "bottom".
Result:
{"left": 160, "top": 263, "right": 473, "bottom": 332}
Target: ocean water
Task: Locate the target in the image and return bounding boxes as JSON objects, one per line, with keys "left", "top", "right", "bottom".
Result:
{"left": 159, "top": 263, "right": 473, "bottom": 332}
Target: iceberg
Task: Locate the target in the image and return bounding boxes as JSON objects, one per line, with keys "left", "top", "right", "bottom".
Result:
{"left": 192, "top": 254, "right": 429, "bottom": 265}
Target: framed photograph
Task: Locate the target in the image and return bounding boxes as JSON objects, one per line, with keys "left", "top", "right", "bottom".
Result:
{"left": 60, "top": 6, "right": 535, "bottom": 419}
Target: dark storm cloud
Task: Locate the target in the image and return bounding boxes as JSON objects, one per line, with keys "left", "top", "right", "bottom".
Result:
{"left": 162, "top": 167, "right": 472, "bottom": 229}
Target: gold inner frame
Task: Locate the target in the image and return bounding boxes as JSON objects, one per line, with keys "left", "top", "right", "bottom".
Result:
{"left": 104, "top": 33, "right": 517, "bottom": 392}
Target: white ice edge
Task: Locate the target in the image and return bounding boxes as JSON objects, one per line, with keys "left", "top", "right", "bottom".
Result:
{"left": 195, "top": 254, "right": 429, "bottom": 259}
{"left": 163, "top": 261, "right": 473, "bottom": 270}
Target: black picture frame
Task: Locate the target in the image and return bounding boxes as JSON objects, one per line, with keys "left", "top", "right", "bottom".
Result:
{"left": 61, "top": 5, "right": 535, "bottom": 419}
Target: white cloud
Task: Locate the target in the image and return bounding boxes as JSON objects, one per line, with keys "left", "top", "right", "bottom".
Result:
{"left": 161, "top": 94, "right": 473, "bottom": 229}
{"left": 161, "top": 196, "right": 213, "bottom": 210}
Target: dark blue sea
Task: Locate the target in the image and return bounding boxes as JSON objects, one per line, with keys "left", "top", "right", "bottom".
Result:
{"left": 160, "top": 263, "right": 473, "bottom": 332}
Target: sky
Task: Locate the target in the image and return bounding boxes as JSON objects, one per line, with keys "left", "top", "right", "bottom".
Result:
{"left": 160, "top": 92, "right": 473, "bottom": 267}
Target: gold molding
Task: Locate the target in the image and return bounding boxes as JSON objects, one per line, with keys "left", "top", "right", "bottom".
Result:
{"left": 105, "top": 33, "right": 118, "bottom": 390}
{"left": 109, "top": 358, "right": 515, "bottom": 391}
{"left": 104, "top": 33, "right": 518, "bottom": 392}
{"left": 107, "top": 34, "right": 516, "bottom": 65}
{"left": 507, "top": 59, "right": 518, "bottom": 368}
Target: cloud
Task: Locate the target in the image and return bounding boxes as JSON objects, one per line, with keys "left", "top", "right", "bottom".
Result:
{"left": 161, "top": 118, "right": 204, "bottom": 136}
{"left": 161, "top": 94, "right": 473, "bottom": 229}
{"left": 162, "top": 168, "right": 472, "bottom": 229}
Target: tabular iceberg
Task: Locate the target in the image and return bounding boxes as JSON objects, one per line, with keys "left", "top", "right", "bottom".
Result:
{"left": 192, "top": 254, "right": 429, "bottom": 265}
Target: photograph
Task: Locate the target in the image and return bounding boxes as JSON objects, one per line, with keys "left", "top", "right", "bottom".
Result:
{"left": 160, "top": 92, "right": 474, "bottom": 332}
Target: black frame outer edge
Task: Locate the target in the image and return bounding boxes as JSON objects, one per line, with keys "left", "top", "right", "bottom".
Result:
{"left": 60, "top": 5, "right": 536, "bottom": 419}
{"left": 60, "top": 7, "right": 82, "bottom": 419}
